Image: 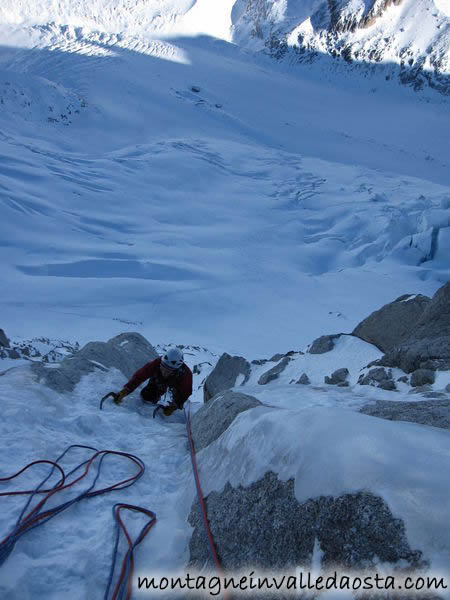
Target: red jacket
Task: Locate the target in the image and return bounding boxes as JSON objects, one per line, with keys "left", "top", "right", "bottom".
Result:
{"left": 124, "top": 357, "right": 193, "bottom": 406}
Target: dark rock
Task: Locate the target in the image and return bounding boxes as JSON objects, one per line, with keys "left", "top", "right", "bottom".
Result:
{"left": 30, "top": 332, "right": 158, "bottom": 393}
{"left": 325, "top": 368, "right": 349, "bottom": 385}
{"left": 190, "top": 390, "right": 261, "bottom": 452}
{"left": 365, "top": 357, "right": 384, "bottom": 369}
{"left": 269, "top": 350, "right": 301, "bottom": 361}
{"left": 251, "top": 359, "right": 269, "bottom": 365}
{"left": 419, "top": 358, "right": 450, "bottom": 371}
{"left": 188, "top": 472, "right": 425, "bottom": 571}
{"left": 352, "top": 293, "right": 430, "bottom": 352}
{"left": 258, "top": 357, "right": 291, "bottom": 385}
{"left": 410, "top": 369, "right": 436, "bottom": 387}
{"left": 193, "top": 361, "right": 212, "bottom": 375}
{"left": 358, "top": 367, "right": 391, "bottom": 384}
{"left": 296, "top": 373, "right": 310, "bottom": 385}
{"left": 379, "top": 283, "right": 450, "bottom": 373}
{"left": 360, "top": 398, "right": 450, "bottom": 429}
{"left": 0, "top": 329, "right": 10, "bottom": 348}
{"left": 203, "top": 353, "right": 251, "bottom": 402}
{"left": 7, "top": 348, "right": 20, "bottom": 359}
{"left": 308, "top": 334, "right": 342, "bottom": 354}
{"left": 397, "top": 375, "right": 409, "bottom": 383}
{"left": 446, "top": 384, "right": 450, "bottom": 393}
{"left": 379, "top": 379, "right": 397, "bottom": 391}
{"left": 358, "top": 367, "right": 397, "bottom": 390}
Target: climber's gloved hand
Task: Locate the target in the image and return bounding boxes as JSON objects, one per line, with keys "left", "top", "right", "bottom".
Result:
{"left": 114, "top": 389, "right": 129, "bottom": 405}
{"left": 163, "top": 403, "right": 177, "bottom": 416}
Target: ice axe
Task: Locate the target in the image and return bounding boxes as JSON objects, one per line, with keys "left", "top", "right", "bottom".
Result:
{"left": 100, "top": 391, "right": 120, "bottom": 410}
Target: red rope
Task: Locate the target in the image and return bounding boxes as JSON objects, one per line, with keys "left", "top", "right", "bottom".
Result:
{"left": 111, "top": 504, "right": 157, "bottom": 600}
{"left": 186, "top": 402, "right": 229, "bottom": 599}
{"left": 0, "top": 460, "right": 66, "bottom": 495}
{"left": 0, "top": 450, "right": 144, "bottom": 546}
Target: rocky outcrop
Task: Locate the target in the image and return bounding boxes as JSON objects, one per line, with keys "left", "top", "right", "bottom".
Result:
{"left": 352, "top": 294, "right": 430, "bottom": 352}
{"left": 360, "top": 398, "right": 450, "bottom": 430}
{"left": 0, "top": 329, "right": 10, "bottom": 348}
{"left": 269, "top": 350, "right": 301, "bottom": 361}
{"left": 190, "top": 390, "right": 262, "bottom": 452}
{"left": 358, "top": 367, "right": 397, "bottom": 391}
{"left": 296, "top": 373, "right": 310, "bottom": 385}
{"left": 0, "top": 337, "right": 79, "bottom": 363}
{"left": 377, "top": 283, "right": 450, "bottom": 373}
{"left": 188, "top": 472, "right": 425, "bottom": 571}
{"left": 30, "top": 332, "right": 157, "bottom": 393}
{"left": 324, "top": 367, "right": 349, "bottom": 386}
{"left": 328, "top": 0, "right": 404, "bottom": 34}
{"left": 203, "top": 353, "right": 251, "bottom": 402}
{"left": 307, "top": 334, "right": 343, "bottom": 354}
{"left": 258, "top": 357, "right": 291, "bottom": 385}
{"left": 410, "top": 369, "right": 436, "bottom": 387}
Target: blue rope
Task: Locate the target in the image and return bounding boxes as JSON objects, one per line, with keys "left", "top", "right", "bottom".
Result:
{"left": 0, "top": 445, "right": 145, "bottom": 568}
{"left": 104, "top": 503, "right": 157, "bottom": 600}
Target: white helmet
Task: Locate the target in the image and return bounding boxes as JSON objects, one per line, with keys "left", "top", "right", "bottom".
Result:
{"left": 161, "top": 347, "right": 184, "bottom": 370}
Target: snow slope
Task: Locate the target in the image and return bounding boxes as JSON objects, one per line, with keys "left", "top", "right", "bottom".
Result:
{"left": 0, "top": 0, "right": 236, "bottom": 41}
{"left": 0, "top": 20, "right": 449, "bottom": 356}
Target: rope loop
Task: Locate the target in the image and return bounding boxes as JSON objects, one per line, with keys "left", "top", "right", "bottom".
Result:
{"left": 0, "top": 444, "right": 154, "bottom": 600}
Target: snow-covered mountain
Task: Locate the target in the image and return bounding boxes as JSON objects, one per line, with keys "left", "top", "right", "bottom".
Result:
{"left": 0, "top": 1, "right": 449, "bottom": 599}
{"left": 2, "top": 0, "right": 448, "bottom": 95}
{"left": 0, "top": 5, "right": 448, "bottom": 354}
{"left": 232, "top": 0, "right": 450, "bottom": 94}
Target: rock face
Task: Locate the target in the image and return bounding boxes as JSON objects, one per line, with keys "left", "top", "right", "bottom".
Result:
{"left": 352, "top": 294, "right": 430, "bottom": 352}
{"left": 360, "top": 399, "right": 450, "bottom": 430}
{"left": 233, "top": 0, "right": 450, "bottom": 95}
{"left": 258, "top": 357, "right": 291, "bottom": 385}
{"left": 190, "top": 390, "right": 262, "bottom": 452}
{"left": 203, "top": 353, "right": 251, "bottom": 402}
{"left": 0, "top": 329, "right": 10, "bottom": 348}
{"left": 377, "top": 283, "right": 450, "bottom": 373}
{"left": 31, "top": 332, "right": 158, "bottom": 393}
{"left": 188, "top": 472, "right": 425, "bottom": 571}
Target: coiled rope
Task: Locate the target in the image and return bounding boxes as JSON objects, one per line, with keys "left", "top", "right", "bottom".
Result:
{"left": 0, "top": 444, "right": 154, "bottom": 599}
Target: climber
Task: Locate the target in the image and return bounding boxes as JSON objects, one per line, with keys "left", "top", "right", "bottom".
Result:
{"left": 114, "top": 347, "right": 193, "bottom": 416}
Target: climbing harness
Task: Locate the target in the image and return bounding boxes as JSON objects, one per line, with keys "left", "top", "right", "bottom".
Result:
{"left": 0, "top": 444, "right": 155, "bottom": 600}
